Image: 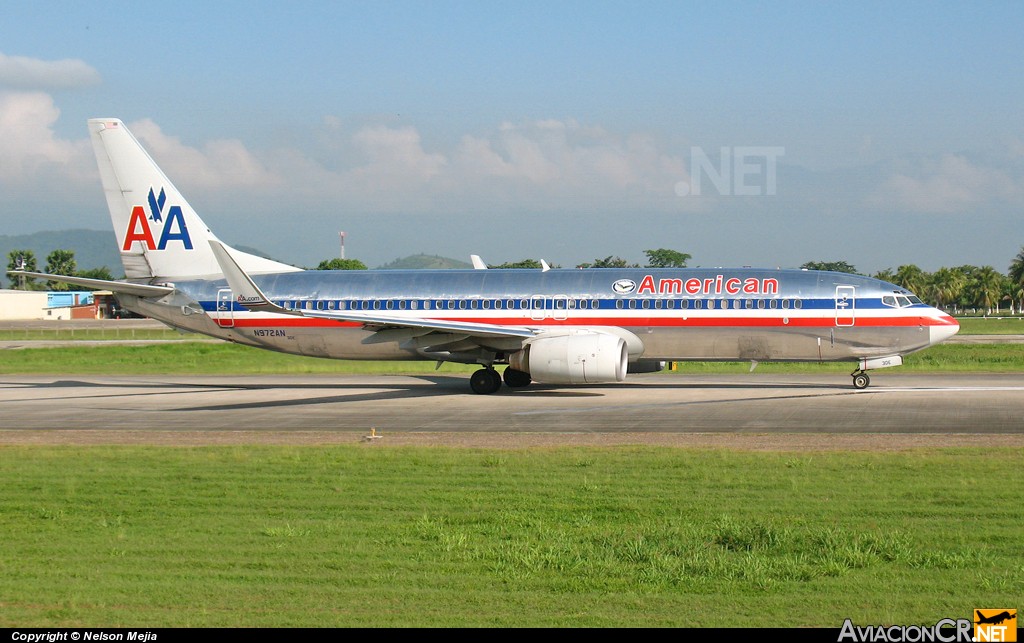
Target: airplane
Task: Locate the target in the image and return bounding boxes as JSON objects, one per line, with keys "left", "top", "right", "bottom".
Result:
{"left": 975, "top": 610, "right": 1015, "bottom": 626}
{"left": 8, "top": 118, "right": 960, "bottom": 394}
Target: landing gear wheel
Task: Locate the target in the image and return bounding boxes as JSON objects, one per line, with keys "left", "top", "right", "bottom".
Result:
{"left": 503, "top": 367, "right": 532, "bottom": 388}
{"left": 852, "top": 372, "right": 870, "bottom": 390}
{"left": 470, "top": 368, "right": 502, "bottom": 394}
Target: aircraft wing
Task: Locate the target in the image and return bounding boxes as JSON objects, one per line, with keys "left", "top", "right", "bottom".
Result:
{"left": 5, "top": 270, "right": 175, "bottom": 297}
{"left": 209, "top": 241, "right": 537, "bottom": 340}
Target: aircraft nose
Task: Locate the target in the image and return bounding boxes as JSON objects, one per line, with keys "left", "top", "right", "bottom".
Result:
{"left": 928, "top": 314, "right": 959, "bottom": 345}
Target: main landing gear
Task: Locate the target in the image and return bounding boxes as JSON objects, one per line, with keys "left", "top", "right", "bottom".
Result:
{"left": 470, "top": 367, "right": 502, "bottom": 395}
{"left": 851, "top": 369, "right": 870, "bottom": 390}
{"left": 470, "top": 367, "right": 533, "bottom": 394}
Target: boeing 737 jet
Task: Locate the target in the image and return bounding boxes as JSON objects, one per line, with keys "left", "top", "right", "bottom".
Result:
{"left": 10, "top": 119, "right": 960, "bottom": 394}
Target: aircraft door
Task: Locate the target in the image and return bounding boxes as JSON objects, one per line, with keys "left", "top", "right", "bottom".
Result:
{"left": 835, "top": 285, "right": 855, "bottom": 327}
{"left": 530, "top": 295, "right": 570, "bottom": 321}
{"left": 530, "top": 295, "right": 546, "bottom": 321}
{"left": 217, "top": 288, "right": 235, "bottom": 328}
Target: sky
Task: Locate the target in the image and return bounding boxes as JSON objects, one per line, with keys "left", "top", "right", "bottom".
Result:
{"left": 1, "top": 1, "right": 1022, "bottom": 273}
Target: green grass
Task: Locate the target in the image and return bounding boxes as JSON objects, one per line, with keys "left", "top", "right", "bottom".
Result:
{"left": 1, "top": 341, "right": 1022, "bottom": 375}
{"left": 0, "top": 446, "right": 1019, "bottom": 627}
{"left": 0, "top": 327, "right": 192, "bottom": 341}
{"left": 954, "top": 317, "right": 1024, "bottom": 334}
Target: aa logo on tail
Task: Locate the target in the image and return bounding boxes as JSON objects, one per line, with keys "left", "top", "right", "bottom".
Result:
{"left": 122, "top": 187, "right": 193, "bottom": 251}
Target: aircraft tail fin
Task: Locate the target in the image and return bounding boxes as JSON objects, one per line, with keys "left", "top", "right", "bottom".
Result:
{"left": 88, "top": 119, "right": 300, "bottom": 280}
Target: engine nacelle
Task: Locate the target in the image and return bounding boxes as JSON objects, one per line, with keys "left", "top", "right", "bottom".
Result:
{"left": 509, "top": 331, "right": 627, "bottom": 384}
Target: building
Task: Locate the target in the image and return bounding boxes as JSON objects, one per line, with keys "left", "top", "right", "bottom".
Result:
{"left": 0, "top": 290, "right": 110, "bottom": 320}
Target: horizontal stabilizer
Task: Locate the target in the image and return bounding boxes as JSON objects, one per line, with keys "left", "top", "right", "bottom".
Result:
{"left": 5, "top": 270, "right": 174, "bottom": 298}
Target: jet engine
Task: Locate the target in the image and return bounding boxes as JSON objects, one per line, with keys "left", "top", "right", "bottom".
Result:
{"left": 509, "top": 331, "right": 627, "bottom": 384}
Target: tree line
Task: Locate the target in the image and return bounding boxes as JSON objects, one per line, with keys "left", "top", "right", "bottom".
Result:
{"left": 4, "top": 249, "right": 114, "bottom": 291}
{"left": 802, "top": 249, "right": 1024, "bottom": 315}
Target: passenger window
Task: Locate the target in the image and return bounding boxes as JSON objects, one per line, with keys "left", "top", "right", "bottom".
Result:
{"left": 745, "top": 299, "right": 753, "bottom": 309}
{"left": 794, "top": 299, "right": 803, "bottom": 309}
{"left": 770, "top": 299, "right": 778, "bottom": 309}
{"left": 399, "top": 300, "right": 407, "bottom": 310}
{"left": 616, "top": 300, "right": 623, "bottom": 309}
{"left": 373, "top": 300, "right": 381, "bottom": 310}
{"left": 458, "top": 300, "right": 466, "bottom": 310}
{"left": 757, "top": 299, "right": 765, "bottom": 309}
{"left": 470, "top": 300, "right": 478, "bottom": 309}
{"left": 782, "top": 299, "right": 790, "bottom": 309}
{"left": 641, "top": 299, "right": 649, "bottom": 309}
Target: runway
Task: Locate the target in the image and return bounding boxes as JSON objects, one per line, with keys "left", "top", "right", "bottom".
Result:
{"left": 1, "top": 373, "right": 1022, "bottom": 447}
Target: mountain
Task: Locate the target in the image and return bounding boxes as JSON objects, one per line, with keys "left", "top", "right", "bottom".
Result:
{"left": 377, "top": 254, "right": 473, "bottom": 270}
{"left": 0, "top": 230, "right": 120, "bottom": 273}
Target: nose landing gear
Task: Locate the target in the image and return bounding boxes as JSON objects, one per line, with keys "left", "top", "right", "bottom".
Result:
{"left": 851, "top": 370, "right": 870, "bottom": 390}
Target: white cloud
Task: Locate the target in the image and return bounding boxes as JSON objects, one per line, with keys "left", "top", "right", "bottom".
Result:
{"left": 0, "top": 52, "right": 101, "bottom": 89}
{"left": 871, "top": 154, "right": 1020, "bottom": 213}
{"left": 349, "top": 125, "right": 447, "bottom": 187}
{"left": 128, "top": 118, "right": 280, "bottom": 190}
{"left": 0, "top": 91, "right": 91, "bottom": 183}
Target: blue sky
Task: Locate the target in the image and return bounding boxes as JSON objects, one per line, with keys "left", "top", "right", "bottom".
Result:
{"left": 1, "top": 1, "right": 1022, "bottom": 272}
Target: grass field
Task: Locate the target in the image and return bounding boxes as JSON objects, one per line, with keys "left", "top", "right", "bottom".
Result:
{"left": 0, "top": 446, "right": 1019, "bottom": 627}
{"left": 1, "top": 341, "right": 1023, "bottom": 375}
{"left": 1, "top": 319, "right": 1020, "bottom": 628}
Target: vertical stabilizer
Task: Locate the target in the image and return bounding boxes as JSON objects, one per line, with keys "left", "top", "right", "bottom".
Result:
{"left": 88, "top": 118, "right": 299, "bottom": 280}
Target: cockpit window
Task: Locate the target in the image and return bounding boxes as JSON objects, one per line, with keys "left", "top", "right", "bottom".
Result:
{"left": 883, "top": 293, "right": 921, "bottom": 308}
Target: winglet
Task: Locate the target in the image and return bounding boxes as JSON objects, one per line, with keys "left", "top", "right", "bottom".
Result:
{"left": 470, "top": 254, "right": 487, "bottom": 269}
{"left": 209, "top": 240, "right": 290, "bottom": 314}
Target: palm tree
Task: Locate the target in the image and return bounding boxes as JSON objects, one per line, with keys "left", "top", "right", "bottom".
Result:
{"left": 927, "top": 267, "right": 966, "bottom": 312}
{"left": 6, "top": 249, "right": 39, "bottom": 290}
{"left": 1009, "top": 246, "right": 1024, "bottom": 312}
{"left": 894, "top": 264, "right": 927, "bottom": 296}
{"left": 45, "top": 249, "right": 77, "bottom": 291}
{"left": 873, "top": 268, "right": 896, "bottom": 283}
{"left": 972, "top": 266, "right": 1006, "bottom": 315}
{"left": 1009, "top": 246, "right": 1024, "bottom": 285}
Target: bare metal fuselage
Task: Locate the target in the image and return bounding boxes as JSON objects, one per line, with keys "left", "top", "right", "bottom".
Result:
{"left": 122, "top": 267, "right": 956, "bottom": 365}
